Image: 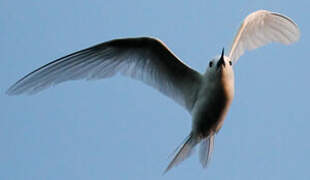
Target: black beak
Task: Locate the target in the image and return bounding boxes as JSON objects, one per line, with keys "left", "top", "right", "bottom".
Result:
{"left": 217, "top": 48, "right": 225, "bottom": 69}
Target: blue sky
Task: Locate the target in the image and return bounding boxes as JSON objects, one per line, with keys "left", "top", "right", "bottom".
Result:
{"left": 1, "top": 0, "right": 309, "bottom": 179}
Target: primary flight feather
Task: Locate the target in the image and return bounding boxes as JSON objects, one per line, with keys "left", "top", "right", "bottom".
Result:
{"left": 7, "top": 10, "right": 300, "bottom": 172}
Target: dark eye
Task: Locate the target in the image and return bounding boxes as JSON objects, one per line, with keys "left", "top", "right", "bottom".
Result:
{"left": 209, "top": 61, "right": 213, "bottom": 67}
{"left": 229, "top": 61, "right": 232, "bottom": 66}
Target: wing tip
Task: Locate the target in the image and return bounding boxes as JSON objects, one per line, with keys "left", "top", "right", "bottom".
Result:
{"left": 6, "top": 84, "right": 37, "bottom": 96}
{"left": 6, "top": 89, "right": 23, "bottom": 96}
{"left": 271, "top": 11, "right": 301, "bottom": 44}
{"left": 5, "top": 85, "right": 18, "bottom": 96}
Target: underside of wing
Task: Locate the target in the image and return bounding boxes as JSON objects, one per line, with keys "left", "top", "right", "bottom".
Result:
{"left": 7, "top": 37, "right": 202, "bottom": 111}
{"left": 229, "top": 10, "right": 300, "bottom": 63}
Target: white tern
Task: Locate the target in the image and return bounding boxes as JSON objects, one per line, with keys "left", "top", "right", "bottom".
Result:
{"left": 7, "top": 10, "right": 300, "bottom": 172}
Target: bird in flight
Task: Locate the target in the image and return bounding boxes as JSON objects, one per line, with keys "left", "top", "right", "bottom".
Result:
{"left": 7, "top": 10, "right": 300, "bottom": 172}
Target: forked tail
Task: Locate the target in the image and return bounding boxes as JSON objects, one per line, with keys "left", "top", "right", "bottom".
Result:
{"left": 164, "top": 132, "right": 215, "bottom": 173}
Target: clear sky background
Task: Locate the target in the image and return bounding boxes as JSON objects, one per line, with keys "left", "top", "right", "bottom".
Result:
{"left": 1, "top": 0, "right": 309, "bottom": 180}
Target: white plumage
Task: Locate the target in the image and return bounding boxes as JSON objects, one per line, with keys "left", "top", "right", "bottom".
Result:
{"left": 7, "top": 10, "right": 300, "bottom": 172}
{"left": 229, "top": 10, "right": 300, "bottom": 62}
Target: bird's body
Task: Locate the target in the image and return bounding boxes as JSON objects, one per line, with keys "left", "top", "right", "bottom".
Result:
{"left": 164, "top": 54, "right": 235, "bottom": 171}
{"left": 193, "top": 56, "right": 234, "bottom": 136}
{"left": 7, "top": 10, "right": 300, "bottom": 172}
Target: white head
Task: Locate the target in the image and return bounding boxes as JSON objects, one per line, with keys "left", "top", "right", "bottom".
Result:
{"left": 204, "top": 48, "right": 234, "bottom": 80}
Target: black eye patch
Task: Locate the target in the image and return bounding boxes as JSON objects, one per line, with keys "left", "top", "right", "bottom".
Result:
{"left": 229, "top": 61, "right": 232, "bottom": 66}
{"left": 209, "top": 61, "right": 213, "bottom": 67}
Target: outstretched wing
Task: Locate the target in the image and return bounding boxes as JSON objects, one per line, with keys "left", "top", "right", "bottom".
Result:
{"left": 7, "top": 37, "right": 202, "bottom": 111}
{"left": 229, "top": 10, "right": 300, "bottom": 63}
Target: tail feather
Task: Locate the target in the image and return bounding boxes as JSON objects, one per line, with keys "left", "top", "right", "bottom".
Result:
{"left": 199, "top": 135, "right": 215, "bottom": 168}
{"left": 164, "top": 133, "right": 198, "bottom": 173}
{"left": 164, "top": 133, "right": 216, "bottom": 173}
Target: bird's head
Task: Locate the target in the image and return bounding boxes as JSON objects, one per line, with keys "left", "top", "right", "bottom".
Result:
{"left": 204, "top": 48, "right": 234, "bottom": 79}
